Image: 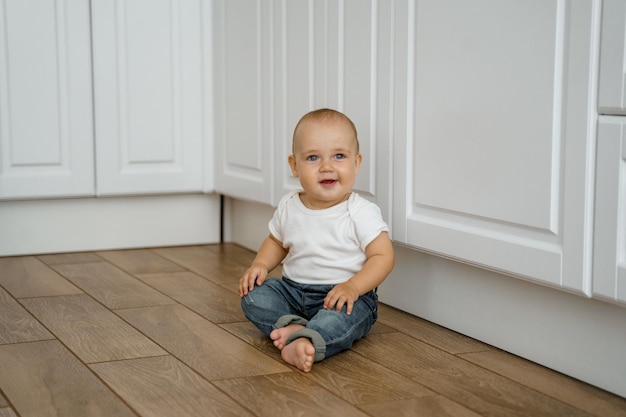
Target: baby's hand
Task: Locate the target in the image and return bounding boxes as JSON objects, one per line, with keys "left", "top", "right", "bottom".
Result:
{"left": 324, "top": 281, "right": 359, "bottom": 315}
{"left": 239, "top": 264, "right": 268, "bottom": 297}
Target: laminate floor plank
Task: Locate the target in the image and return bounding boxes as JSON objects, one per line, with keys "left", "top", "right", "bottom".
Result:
{"left": 204, "top": 244, "right": 288, "bottom": 279}
{"left": 0, "top": 407, "right": 17, "bottom": 417}
{"left": 220, "top": 321, "right": 286, "bottom": 361}
{"left": 205, "top": 243, "right": 257, "bottom": 267}
{"left": 38, "top": 252, "right": 102, "bottom": 265}
{"left": 153, "top": 246, "right": 285, "bottom": 289}
{"left": 360, "top": 395, "right": 483, "bottom": 417}
{"left": 91, "top": 355, "right": 254, "bottom": 417}
{"left": 136, "top": 271, "right": 246, "bottom": 323}
{"left": 0, "top": 340, "right": 136, "bottom": 417}
{"left": 51, "top": 262, "right": 175, "bottom": 309}
{"left": 0, "top": 256, "right": 82, "bottom": 298}
{"left": 214, "top": 372, "right": 371, "bottom": 417}
{"left": 117, "top": 304, "right": 291, "bottom": 380}
{"left": 460, "top": 349, "right": 626, "bottom": 417}
{"left": 368, "top": 320, "right": 396, "bottom": 335}
{"left": 0, "top": 287, "right": 53, "bottom": 344}
{"left": 220, "top": 280, "right": 243, "bottom": 295}
{"left": 21, "top": 294, "right": 166, "bottom": 363}
{"left": 152, "top": 246, "right": 246, "bottom": 284}
{"left": 352, "top": 332, "right": 594, "bottom": 417}
{"left": 307, "top": 348, "right": 435, "bottom": 405}
{"left": 378, "top": 303, "right": 492, "bottom": 354}
{"left": 96, "top": 249, "right": 187, "bottom": 275}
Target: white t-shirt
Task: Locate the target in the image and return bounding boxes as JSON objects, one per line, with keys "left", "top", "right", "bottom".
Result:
{"left": 268, "top": 191, "right": 389, "bottom": 285}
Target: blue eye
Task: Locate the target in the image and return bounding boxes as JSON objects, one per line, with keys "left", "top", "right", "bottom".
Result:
{"left": 335, "top": 153, "right": 345, "bottom": 160}
{"left": 306, "top": 155, "right": 318, "bottom": 161}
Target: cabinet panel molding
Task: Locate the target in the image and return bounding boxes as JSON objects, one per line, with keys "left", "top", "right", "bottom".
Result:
{"left": 593, "top": 117, "right": 626, "bottom": 304}
{"left": 92, "top": 0, "right": 206, "bottom": 195}
{"left": 0, "top": 0, "right": 94, "bottom": 199}
{"left": 396, "top": 0, "right": 598, "bottom": 293}
{"left": 598, "top": 0, "right": 626, "bottom": 115}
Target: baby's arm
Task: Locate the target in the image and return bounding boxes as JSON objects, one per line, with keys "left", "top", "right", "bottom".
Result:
{"left": 324, "top": 231, "right": 395, "bottom": 314}
{"left": 239, "top": 234, "right": 288, "bottom": 297}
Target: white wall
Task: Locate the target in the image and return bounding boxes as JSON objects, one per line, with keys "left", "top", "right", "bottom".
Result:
{"left": 226, "top": 196, "right": 274, "bottom": 252}
{"left": 227, "top": 197, "right": 626, "bottom": 398}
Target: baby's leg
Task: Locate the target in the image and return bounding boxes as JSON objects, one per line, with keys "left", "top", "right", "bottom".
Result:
{"left": 240, "top": 279, "right": 298, "bottom": 336}
{"left": 270, "top": 323, "right": 304, "bottom": 350}
{"left": 306, "top": 290, "right": 378, "bottom": 358}
{"left": 281, "top": 337, "right": 316, "bottom": 372}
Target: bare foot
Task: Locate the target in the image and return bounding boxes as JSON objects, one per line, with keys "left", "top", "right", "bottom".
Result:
{"left": 281, "top": 337, "right": 315, "bottom": 372}
{"left": 270, "top": 324, "right": 304, "bottom": 350}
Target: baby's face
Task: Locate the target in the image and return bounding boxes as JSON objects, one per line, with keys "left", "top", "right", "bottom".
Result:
{"left": 288, "top": 118, "right": 362, "bottom": 209}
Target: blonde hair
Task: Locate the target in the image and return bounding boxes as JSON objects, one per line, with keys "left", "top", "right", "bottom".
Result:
{"left": 292, "top": 108, "right": 359, "bottom": 153}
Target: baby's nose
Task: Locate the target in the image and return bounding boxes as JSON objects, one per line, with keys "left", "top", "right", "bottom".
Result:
{"left": 320, "top": 160, "right": 334, "bottom": 171}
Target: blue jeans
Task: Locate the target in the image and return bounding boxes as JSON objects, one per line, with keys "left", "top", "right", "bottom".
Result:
{"left": 241, "top": 277, "right": 378, "bottom": 362}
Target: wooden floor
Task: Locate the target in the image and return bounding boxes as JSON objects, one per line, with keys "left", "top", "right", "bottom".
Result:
{"left": 0, "top": 244, "right": 625, "bottom": 417}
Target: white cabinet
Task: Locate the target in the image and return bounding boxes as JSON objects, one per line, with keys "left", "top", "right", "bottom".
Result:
{"left": 0, "top": 0, "right": 209, "bottom": 200}
{"left": 92, "top": 0, "right": 208, "bottom": 196}
{"left": 598, "top": 0, "right": 626, "bottom": 115}
{"left": 213, "top": 0, "right": 403, "bottom": 222}
{"left": 593, "top": 118, "right": 626, "bottom": 304}
{"left": 0, "top": 0, "right": 94, "bottom": 199}
{"left": 393, "top": 0, "right": 598, "bottom": 294}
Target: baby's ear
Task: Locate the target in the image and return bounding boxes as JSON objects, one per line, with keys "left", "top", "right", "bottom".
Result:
{"left": 288, "top": 154, "right": 299, "bottom": 177}
{"left": 355, "top": 153, "right": 363, "bottom": 170}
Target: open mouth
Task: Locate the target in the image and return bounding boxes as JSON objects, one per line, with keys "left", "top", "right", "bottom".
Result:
{"left": 320, "top": 179, "right": 337, "bottom": 186}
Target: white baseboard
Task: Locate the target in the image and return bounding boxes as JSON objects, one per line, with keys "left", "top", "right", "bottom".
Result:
{"left": 0, "top": 194, "right": 221, "bottom": 256}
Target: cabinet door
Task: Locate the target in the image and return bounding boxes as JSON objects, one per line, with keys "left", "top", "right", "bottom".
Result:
{"left": 214, "top": 1, "right": 401, "bottom": 215}
{"left": 213, "top": 0, "right": 274, "bottom": 205}
{"left": 272, "top": 0, "right": 404, "bottom": 223}
{"left": 593, "top": 118, "right": 626, "bottom": 304}
{"left": 598, "top": 0, "right": 626, "bottom": 115}
{"left": 394, "top": 0, "right": 597, "bottom": 294}
{"left": 0, "top": 0, "right": 94, "bottom": 199}
{"left": 92, "top": 0, "right": 207, "bottom": 196}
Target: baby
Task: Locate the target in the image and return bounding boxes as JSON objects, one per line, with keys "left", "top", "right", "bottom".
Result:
{"left": 239, "top": 108, "right": 394, "bottom": 371}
